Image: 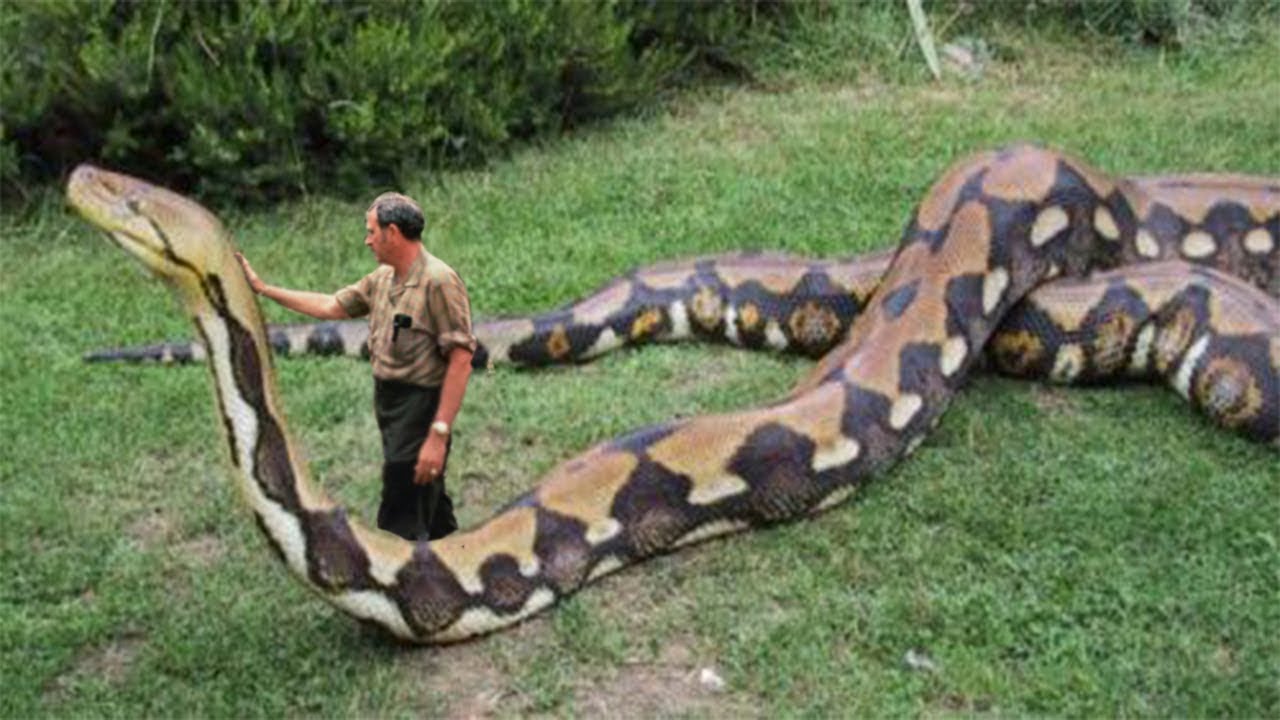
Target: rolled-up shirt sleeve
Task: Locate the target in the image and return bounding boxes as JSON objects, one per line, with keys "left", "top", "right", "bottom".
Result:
{"left": 428, "top": 273, "right": 477, "bottom": 355}
{"left": 335, "top": 272, "right": 375, "bottom": 318}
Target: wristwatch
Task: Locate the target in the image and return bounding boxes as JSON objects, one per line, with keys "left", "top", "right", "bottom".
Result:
{"left": 430, "top": 420, "right": 451, "bottom": 437}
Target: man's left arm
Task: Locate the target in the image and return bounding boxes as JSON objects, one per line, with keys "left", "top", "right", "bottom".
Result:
{"left": 414, "top": 272, "right": 477, "bottom": 485}
{"left": 413, "top": 347, "right": 472, "bottom": 485}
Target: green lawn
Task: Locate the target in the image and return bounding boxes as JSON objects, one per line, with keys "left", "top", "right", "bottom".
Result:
{"left": 3, "top": 33, "right": 1278, "bottom": 718}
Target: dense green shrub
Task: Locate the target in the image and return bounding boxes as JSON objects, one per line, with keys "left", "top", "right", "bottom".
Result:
{"left": 1, "top": 1, "right": 694, "bottom": 206}
{"left": 2, "top": 0, "right": 1274, "bottom": 210}
{"left": 1, "top": 0, "right": 821, "bottom": 208}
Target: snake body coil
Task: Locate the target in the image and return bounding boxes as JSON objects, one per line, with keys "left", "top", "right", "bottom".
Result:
{"left": 68, "top": 145, "right": 1279, "bottom": 642}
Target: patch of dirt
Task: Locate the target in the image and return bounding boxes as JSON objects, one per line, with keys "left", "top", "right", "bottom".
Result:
{"left": 172, "top": 533, "right": 227, "bottom": 568}
{"left": 575, "top": 663, "right": 757, "bottom": 719}
{"left": 572, "top": 637, "right": 760, "bottom": 719}
{"left": 44, "top": 632, "right": 146, "bottom": 703}
{"left": 401, "top": 642, "right": 511, "bottom": 719}
{"left": 125, "top": 507, "right": 176, "bottom": 549}
{"left": 401, "top": 624, "right": 758, "bottom": 719}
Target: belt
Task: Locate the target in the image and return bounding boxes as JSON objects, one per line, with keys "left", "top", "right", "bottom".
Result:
{"left": 374, "top": 378, "right": 441, "bottom": 394}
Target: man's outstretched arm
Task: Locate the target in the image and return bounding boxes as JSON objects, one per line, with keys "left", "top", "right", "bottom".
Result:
{"left": 236, "top": 252, "right": 349, "bottom": 320}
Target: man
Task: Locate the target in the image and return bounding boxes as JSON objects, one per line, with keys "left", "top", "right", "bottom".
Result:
{"left": 235, "top": 192, "right": 475, "bottom": 541}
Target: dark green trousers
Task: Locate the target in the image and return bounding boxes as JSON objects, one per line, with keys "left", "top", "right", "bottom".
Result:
{"left": 373, "top": 379, "right": 458, "bottom": 541}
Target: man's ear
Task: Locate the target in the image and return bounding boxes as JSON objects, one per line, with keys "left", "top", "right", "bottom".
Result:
{"left": 385, "top": 223, "right": 404, "bottom": 242}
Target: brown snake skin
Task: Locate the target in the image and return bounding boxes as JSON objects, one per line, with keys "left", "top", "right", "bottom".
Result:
{"left": 69, "top": 145, "right": 1279, "bottom": 642}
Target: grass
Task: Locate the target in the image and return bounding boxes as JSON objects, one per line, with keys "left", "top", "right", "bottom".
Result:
{"left": 3, "top": 28, "right": 1279, "bottom": 718}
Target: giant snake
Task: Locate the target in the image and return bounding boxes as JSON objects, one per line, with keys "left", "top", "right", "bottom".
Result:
{"left": 68, "top": 145, "right": 1279, "bottom": 642}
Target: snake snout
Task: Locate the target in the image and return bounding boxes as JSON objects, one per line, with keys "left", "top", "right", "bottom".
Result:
{"left": 70, "top": 164, "right": 147, "bottom": 207}
{"left": 69, "top": 164, "right": 131, "bottom": 220}
{"left": 68, "top": 163, "right": 100, "bottom": 190}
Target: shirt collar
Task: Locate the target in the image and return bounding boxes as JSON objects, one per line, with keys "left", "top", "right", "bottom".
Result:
{"left": 397, "top": 248, "right": 431, "bottom": 288}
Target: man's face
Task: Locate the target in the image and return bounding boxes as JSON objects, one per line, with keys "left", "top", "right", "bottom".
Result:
{"left": 365, "top": 209, "right": 389, "bottom": 263}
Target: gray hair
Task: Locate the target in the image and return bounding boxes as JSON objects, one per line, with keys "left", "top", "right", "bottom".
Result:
{"left": 368, "top": 192, "right": 425, "bottom": 240}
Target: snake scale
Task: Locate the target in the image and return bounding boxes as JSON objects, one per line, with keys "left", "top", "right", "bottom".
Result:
{"left": 68, "top": 145, "right": 1279, "bottom": 643}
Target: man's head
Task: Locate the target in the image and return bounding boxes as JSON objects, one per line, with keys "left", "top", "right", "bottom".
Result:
{"left": 368, "top": 192, "right": 425, "bottom": 240}
{"left": 365, "top": 192, "right": 424, "bottom": 264}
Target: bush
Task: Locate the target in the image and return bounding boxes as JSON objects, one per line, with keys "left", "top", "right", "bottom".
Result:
{"left": 1, "top": 1, "right": 696, "bottom": 207}
{"left": 2, "top": 0, "right": 1274, "bottom": 210}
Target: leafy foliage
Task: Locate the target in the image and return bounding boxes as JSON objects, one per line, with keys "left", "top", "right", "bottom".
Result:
{"left": 1, "top": 0, "right": 694, "bottom": 205}
{"left": 2, "top": 0, "right": 1274, "bottom": 209}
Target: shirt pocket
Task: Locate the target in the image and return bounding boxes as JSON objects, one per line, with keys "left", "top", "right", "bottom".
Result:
{"left": 389, "top": 321, "right": 435, "bottom": 366}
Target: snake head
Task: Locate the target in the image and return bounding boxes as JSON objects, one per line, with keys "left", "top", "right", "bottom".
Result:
{"left": 67, "top": 164, "right": 240, "bottom": 307}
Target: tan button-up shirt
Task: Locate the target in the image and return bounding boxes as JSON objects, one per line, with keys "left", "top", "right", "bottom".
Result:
{"left": 335, "top": 250, "right": 477, "bottom": 387}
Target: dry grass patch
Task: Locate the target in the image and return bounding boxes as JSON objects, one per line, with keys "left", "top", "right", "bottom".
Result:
{"left": 43, "top": 632, "right": 146, "bottom": 704}
{"left": 399, "top": 641, "right": 513, "bottom": 720}
{"left": 573, "top": 655, "right": 761, "bottom": 720}
{"left": 124, "top": 507, "right": 176, "bottom": 550}
{"left": 171, "top": 533, "right": 228, "bottom": 568}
